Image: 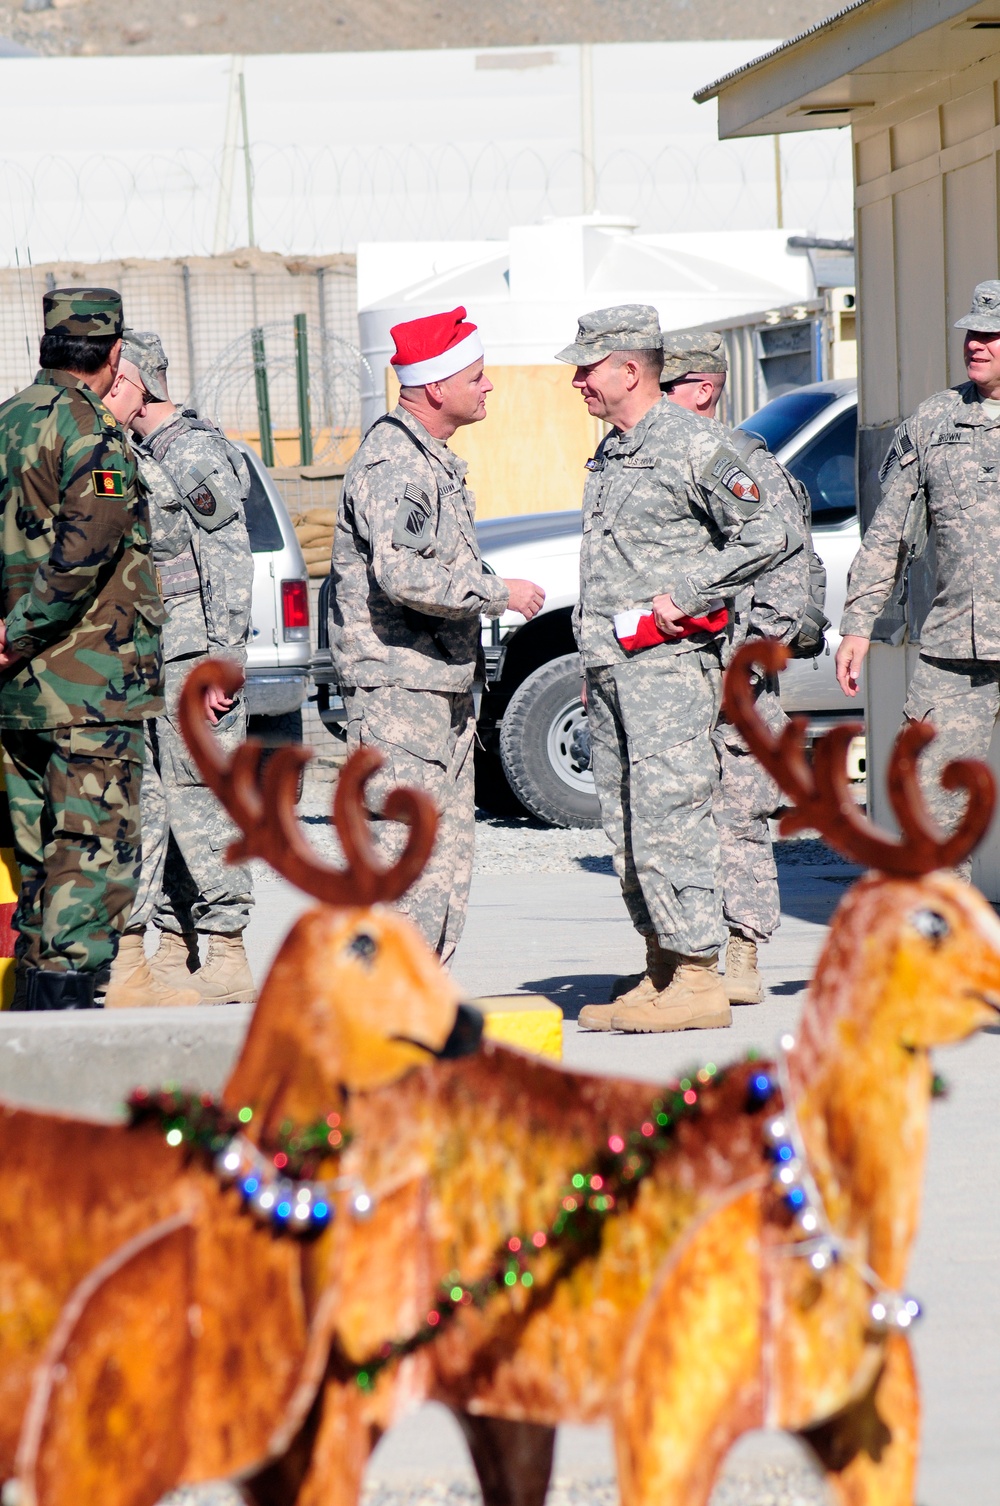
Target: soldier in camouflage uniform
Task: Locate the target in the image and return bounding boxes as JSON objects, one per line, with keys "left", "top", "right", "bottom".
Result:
{"left": 331, "top": 307, "right": 544, "bottom": 963}
{"left": 0, "top": 288, "right": 165, "bottom": 1011}
{"left": 561, "top": 308, "right": 787, "bottom": 1035}
{"left": 102, "top": 330, "right": 255, "bottom": 1005}
{"left": 837, "top": 279, "right": 1000, "bottom": 880}
{"left": 661, "top": 331, "right": 816, "bottom": 1004}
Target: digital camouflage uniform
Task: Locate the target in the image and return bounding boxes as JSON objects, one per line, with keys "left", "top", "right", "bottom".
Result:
{"left": 566, "top": 318, "right": 787, "bottom": 962}
{"left": 712, "top": 443, "right": 812, "bottom": 942}
{"left": 331, "top": 404, "right": 508, "bottom": 963}
{"left": 126, "top": 395, "right": 254, "bottom": 940}
{"left": 0, "top": 289, "right": 165, "bottom": 1002}
{"left": 842, "top": 376, "right": 1000, "bottom": 877}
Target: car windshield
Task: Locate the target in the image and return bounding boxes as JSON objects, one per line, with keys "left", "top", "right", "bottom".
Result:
{"left": 784, "top": 406, "right": 858, "bottom": 526}
{"left": 738, "top": 388, "right": 840, "bottom": 453}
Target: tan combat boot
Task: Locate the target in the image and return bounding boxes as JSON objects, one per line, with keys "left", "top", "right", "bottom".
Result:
{"left": 104, "top": 931, "right": 201, "bottom": 1009}
{"left": 579, "top": 938, "right": 675, "bottom": 1031}
{"left": 190, "top": 933, "right": 256, "bottom": 1005}
{"left": 148, "top": 929, "right": 202, "bottom": 989}
{"left": 611, "top": 954, "right": 731, "bottom": 1033}
{"left": 724, "top": 932, "right": 764, "bottom": 1004}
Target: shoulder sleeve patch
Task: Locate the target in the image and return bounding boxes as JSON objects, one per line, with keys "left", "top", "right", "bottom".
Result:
{"left": 703, "top": 446, "right": 761, "bottom": 513}
{"left": 176, "top": 461, "right": 239, "bottom": 531}
{"left": 92, "top": 469, "right": 125, "bottom": 498}
{"left": 392, "top": 484, "right": 435, "bottom": 549}
{"left": 878, "top": 421, "right": 918, "bottom": 486}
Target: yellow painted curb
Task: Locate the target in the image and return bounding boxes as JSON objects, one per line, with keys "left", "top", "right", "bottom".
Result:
{"left": 473, "top": 994, "right": 563, "bottom": 1061}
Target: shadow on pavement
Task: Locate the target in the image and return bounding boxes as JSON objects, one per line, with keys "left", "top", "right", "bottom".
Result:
{"left": 518, "top": 974, "right": 621, "bottom": 1019}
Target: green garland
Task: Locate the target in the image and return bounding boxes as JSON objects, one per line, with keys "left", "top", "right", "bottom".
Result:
{"left": 127, "top": 1086, "right": 351, "bottom": 1179}
{"left": 353, "top": 1059, "right": 776, "bottom": 1390}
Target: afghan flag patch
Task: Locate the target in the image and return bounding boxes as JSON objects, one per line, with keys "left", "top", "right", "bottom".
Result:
{"left": 92, "top": 469, "right": 125, "bottom": 497}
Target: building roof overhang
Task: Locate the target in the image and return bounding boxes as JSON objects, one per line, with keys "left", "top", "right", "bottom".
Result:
{"left": 695, "top": 0, "right": 1000, "bottom": 137}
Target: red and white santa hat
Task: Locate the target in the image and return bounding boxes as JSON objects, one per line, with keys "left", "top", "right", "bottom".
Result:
{"left": 390, "top": 306, "right": 484, "bottom": 386}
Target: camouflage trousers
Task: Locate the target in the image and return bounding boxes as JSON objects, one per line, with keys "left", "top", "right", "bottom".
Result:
{"left": 1, "top": 723, "right": 144, "bottom": 973}
{"left": 586, "top": 650, "right": 724, "bottom": 960}
{"left": 904, "top": 654, "right": 1000, "bottom": 882}
{"left": 344, "top": 685, "right": 476, "bottom": 966}
{"left": 129, "top": 658, "right": 253, "bottom": 937}
{"left": 711, "top": 676, "right": 786, "bottom": 943}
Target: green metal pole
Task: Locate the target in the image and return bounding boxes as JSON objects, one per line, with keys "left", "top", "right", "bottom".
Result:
{"left": 251, "top": 325, "right": 275, "bottom": 468}
{"left": 294, "top": 313, "right": 313, "bottom": 466}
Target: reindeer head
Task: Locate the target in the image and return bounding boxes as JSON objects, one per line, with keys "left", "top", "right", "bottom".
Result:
{"left": 178, "top": 661, "right": 479, "bottom": 1123}
{"left": 724, "top": 643, "right": 1000, "bottom": 1061}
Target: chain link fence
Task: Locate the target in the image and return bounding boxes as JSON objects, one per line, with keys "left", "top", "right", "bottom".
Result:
{"left": 0, "top": 252, "right": 361, "bottom": 461}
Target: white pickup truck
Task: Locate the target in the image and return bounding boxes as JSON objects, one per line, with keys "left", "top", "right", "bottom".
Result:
{"left": 313, "top": 378, "right": 863, "bottom": 827}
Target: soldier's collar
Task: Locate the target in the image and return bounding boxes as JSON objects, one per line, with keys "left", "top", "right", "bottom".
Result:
{"left": 952, "top": 382, "right": 1000, "bottom": 426}
{"left": 607, "top": 396, "right": 665, "bottom": 455}
{"left": 392, "top": 404, "right": 467, "bottom": 476}
{"left": 37, "top": 368, "right": 96, "bottom": 397}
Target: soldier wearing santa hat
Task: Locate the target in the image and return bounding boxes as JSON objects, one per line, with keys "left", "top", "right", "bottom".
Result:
{"left": 330, "top": 307, "right": 544, "bottom": 964}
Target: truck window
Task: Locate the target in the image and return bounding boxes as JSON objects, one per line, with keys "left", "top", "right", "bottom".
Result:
{"left": 244, "top": 466, "right": 285, "bottom": 553}
{"left": 786, "top": 407, "right": 858, "bottom": 527}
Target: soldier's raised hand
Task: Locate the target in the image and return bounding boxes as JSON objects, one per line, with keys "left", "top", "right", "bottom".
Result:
{"left": 503, "top": 579, "right": 546, "bottom": 621}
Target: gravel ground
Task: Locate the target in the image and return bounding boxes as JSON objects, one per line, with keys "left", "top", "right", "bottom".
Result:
{"left": 4, "top": 0, "right": 846, "bottom": 59}
{"left": 160, "top": 1457, "right": 830, "bottom": 1506}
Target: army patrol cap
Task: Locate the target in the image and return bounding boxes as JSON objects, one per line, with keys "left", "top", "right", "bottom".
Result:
{"left": 955, "top": 280, "right": 1000, "bottom": 333}
{"left": 661, "top": 330, "right": 728, "bottom": 384}
{"left": 42, "top": 287, "right": 123, "bottom": 340}
{"left": 556, "top": 304, "right": 662, "bottom": 365}
{"left": 121, "top": 328, "right": 169, "bottom": 401}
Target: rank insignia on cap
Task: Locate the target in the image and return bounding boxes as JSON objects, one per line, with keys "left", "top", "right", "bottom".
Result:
{"left": 719, "top": 465, "right": 759, "bottom": 503}
{"left": 92, "top": 470, "right": 125, "bottom": 497}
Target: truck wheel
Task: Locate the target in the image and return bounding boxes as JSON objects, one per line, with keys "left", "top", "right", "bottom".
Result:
{"left": 499, "top": 655, "right": 601, "bottom": 828}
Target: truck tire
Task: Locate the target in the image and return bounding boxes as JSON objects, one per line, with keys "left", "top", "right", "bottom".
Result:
{"left": 499, "top": 655, "right": 601, "bottom": 828}
{"left": 248, "top": 710, "right": 303, "bottom": 747}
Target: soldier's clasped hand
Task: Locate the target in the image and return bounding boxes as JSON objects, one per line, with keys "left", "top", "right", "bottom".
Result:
{"left": 650, "top": 592, "right": 688, "bottom": 639}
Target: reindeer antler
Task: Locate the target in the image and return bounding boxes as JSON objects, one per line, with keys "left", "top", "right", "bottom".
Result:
{"left": 722, "top": 641, "right": 996, "bottom": 876}
{"left": 177, "top": 659, "right": 437, "bottom": 905}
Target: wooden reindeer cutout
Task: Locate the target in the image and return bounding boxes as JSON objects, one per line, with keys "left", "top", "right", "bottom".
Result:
{"left": 7, "top": 644, "right": 1000, "bottom": 1506}
{"left": 0, "top": 661, "right": 468, "bottom": 1505}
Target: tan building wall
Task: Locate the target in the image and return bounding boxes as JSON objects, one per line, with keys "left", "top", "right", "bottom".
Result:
{"left": 851, "top": 57, "right": 1000, "bottom": 893}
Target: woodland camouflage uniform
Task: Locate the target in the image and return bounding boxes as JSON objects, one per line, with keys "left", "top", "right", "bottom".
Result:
{"left": 0, "top": 288, "right": 164, "bottom": 1006}
{"left": 122, "top": 330, "right": 254, "bottom": 951}
{"left": 331, "top": 404, "right": 508, "bottom": 963}
{"left": 564, "top": 309, "right": 787, "bottom": 972}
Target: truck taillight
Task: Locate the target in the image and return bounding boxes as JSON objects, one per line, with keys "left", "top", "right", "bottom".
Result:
{"left": 281, "top": 578, "right": 310, "bottom": 642}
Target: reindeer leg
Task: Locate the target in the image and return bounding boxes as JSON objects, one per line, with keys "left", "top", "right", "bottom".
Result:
{"left": 245, "top": 1375, "right": 380, "bottom": 1506}
{"left": 454, "top": 1413, "right": 555, "bottom": 1506}
{"left": 612, "top": 1185, "right": 765, "bottom": 1506}
{"left": 797, "top": 1335, "right": 919, "bottom": 1506}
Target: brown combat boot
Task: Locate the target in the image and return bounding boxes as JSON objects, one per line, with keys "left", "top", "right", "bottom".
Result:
{"left": 190, "top": 933, "right": 256, "bottom": 1005}
{"left": 579, "top": 938, "right": 676, "bottom": 1031}
{"left": 611, "top": 954, "right": 731, "bottom": 1033}
{"left": 724, "top": 932, "right": 764, "bottom": 1004}
{"left": 104, "top": 932, "right": 201, "bottom": 1009}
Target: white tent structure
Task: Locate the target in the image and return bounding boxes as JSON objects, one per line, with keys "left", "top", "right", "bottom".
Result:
{"left": 0, "top": 40, "right": 851, "bottom": 266}
{"left": 358, "top": 217, "right": 816, "bottom": 429}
